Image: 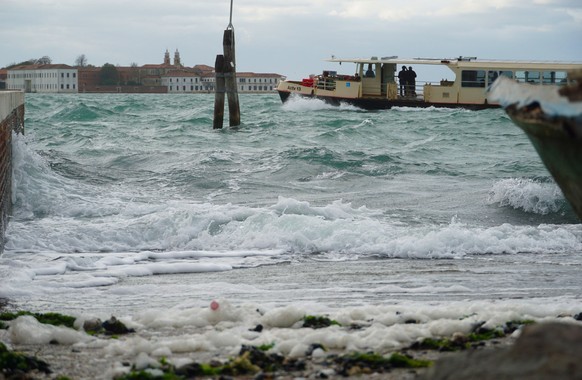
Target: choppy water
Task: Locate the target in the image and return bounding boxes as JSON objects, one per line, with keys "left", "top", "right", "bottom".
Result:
{"left": 1, "top": 93, "right": 581, "bottom": 319}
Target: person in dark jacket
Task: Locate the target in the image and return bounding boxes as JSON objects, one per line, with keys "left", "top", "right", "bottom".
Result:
{"left": 365, "top": 64, "right": 375, "bottom": 78}
{"left": 407, "top": 66, "right": 417, "bottom": 97}
{"left": 397, "top": 66, "right": 407, "bottom": 97}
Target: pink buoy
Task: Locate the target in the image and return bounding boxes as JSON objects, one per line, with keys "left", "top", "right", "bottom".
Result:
{"left": 210, "top": 300, "right": 220, "bottom": 311}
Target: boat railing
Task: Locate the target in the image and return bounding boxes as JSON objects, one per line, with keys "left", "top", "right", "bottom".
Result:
{"left": 316, "top": 77, "right": 337, "bottom": 91}
{"left": 393, "top": 81, "right": 432, "bottom": 100}
{"left": 396, "top": 80, "right": 457, "bottom": 100}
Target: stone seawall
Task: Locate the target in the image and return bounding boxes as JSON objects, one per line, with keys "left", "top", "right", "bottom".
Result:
{"left": 0, "top": 91, "right": 25, "bottom": 252}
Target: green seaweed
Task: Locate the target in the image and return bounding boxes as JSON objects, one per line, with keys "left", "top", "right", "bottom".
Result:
{"left": 411, "top": 337, "right": 464, "bottom": 351}
{"left": 0, "top": 311, "right": 76, "bottom": 328}
{"left": 258, "top": 342, "right": 275, "bottom": 351}
{"left": 346, "top": 352, "right": 390, "bottom": 366}
{"left": 388, "top": 352, "right": 432, "bottom": 368}
{"left": 336, "top": 351, "right": 431, "bottom": 375}
{"left": 124, "top": 347, "right": 282, "bottom": 379}
{"left": 0, "top": 341, "right": 52, "bottom": 375}
{"left": 115, "top": 357, "right": 185, "bottom": 380}
{"left": 303, "top": 315, "right": 341, "bottom": 329}
{"left": 467, "top": 328, "right": 505, "bottom": 342}
{"left": 199, "top": 363, "right": 221, "bottom": 376}
{"left": 174, "top": 362, "right": 221, "bottom": 377}
{"left": 175, "top": 351, "right": 263, "bottom": 377}
{"left": 236, "top": 345, "right": 291, "bottom": 373}
{"left": 220, "top": 351, "right": 262, "bottom": 376}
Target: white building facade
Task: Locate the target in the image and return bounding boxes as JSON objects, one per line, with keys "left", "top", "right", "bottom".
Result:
{"left": 162, "top": 70, "right": 213, "bottom": 93}
{"left": 6, "top": 64, "right": 78, "bottom": 93}
{"left": 162, "top": 70, "right": 283, "bottom": 93}
{"left": 236, "top": 73, "right": 282, "bottom": 92}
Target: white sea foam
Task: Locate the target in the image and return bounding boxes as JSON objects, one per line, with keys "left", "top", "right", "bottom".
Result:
{"left": 391, "top": 106, "right": 462, "bottom": 113}
{"left": 281, "top": 95, "right": 362, "bottom": 112}
{"left": 281, "top": 95, "right": 334, "bottom": 112}
{"left": 5, "top": 298, "right": 579, "bottom": 378}
{"left": 487, "top": 178, "right": 564, "bottom": 214}
{"left": 338, "top": 102, "right": 363, "bottom": 111}
{"left": 9, "top": 315, "right": 91, "bottom": 345}
{"left": 3, "top": 209, "right": 580, "bottom": 303}
{"left": 135, "top": 300, "right": 578, "bottom": 353}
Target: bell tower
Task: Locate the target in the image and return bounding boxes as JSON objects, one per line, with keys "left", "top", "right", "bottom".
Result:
{"left": 163, "top": 49, "right": 171, "bottom": 65}
{"left": 174, "top": 49, "right": 182, "bottom": 67}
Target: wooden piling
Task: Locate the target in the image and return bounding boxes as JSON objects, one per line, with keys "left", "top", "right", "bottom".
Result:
{"left": 212, "top": 0, "right": 240, "bottom": 129}
{"left": 223, "top": 29, "right": 240, "bottom": 127}
{"left": 213, "top": 54, "right": 226, "bottom": 129}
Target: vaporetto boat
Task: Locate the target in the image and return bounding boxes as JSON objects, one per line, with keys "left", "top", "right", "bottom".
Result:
{"left": 277, "top": 56, "right": 582, "bottom": 110}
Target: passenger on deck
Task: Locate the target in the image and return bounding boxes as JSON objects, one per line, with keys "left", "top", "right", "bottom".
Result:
{"left": 406, "top": 66, "right": 417, "bottom": 97}
{"left": 365, "top": 64, "right": 375, "bottom": 78}
{"left": 398, "top": 66, "right": 408, "bottom": 97}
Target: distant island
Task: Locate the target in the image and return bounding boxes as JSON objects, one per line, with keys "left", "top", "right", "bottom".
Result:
{"left": 0, "top": 50, "right": 285, "bottom": 94}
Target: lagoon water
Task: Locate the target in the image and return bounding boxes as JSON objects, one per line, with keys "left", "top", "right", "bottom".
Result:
{"left": 1, "top": 93, "right": 581, "bottom": 367}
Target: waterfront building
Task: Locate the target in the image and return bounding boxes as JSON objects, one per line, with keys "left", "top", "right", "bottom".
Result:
{"left": 162, "top": 70, "right": 284, "bottom": 93}
{"left": 236, "top": 72, "right": 283, "bottom": 92}
{"left": 140, "top": 49, "right": 184, "bottom": 86}
{"left": 77, "top": 66, "right": 148, "bottom": 92}
{"left": 6, "top": 64, "right": 78, "bottom": 93}
{"left": 0, "top": 69, "right": 6, "bottom": 89}
{"left": 163, "top": 70, "right": 211, "bottom": 93}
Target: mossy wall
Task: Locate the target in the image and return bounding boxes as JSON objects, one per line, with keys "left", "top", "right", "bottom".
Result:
{"left": 0, "top": 91, "right": 25, "bottom": 253}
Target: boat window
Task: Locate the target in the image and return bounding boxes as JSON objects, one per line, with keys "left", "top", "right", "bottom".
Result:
{"left": 461, "top": 70, "right": 486, "bottom": 88}
{"left": 487, "top": 70, "right": 512, "bottom": 85}
{"left": 543, "top": 71, "right": 568, "bottom": 85}
{"left": 516, "top": 71, "right": 541, "bottom": 84}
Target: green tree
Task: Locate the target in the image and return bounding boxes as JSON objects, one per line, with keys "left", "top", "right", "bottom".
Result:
{"left": 99, "top": 63, "right": 119, "bottom": 85}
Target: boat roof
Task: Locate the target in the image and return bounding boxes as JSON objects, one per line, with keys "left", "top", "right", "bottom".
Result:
{"left": 326, "top": 56, "right": 582, "bottom": 70}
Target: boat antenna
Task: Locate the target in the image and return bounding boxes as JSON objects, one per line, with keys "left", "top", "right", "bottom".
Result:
{"left": 228, "top": 0, "right": 234, "bottom": 30}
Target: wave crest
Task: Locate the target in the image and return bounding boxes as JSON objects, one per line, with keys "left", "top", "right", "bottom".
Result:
{"left": 487, "top": 178, "right": 564, "bottom": 214}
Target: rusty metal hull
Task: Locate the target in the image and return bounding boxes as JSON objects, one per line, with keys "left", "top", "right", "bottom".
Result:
{"left": 506, "top": 105, "right": 582, "bottom": 221}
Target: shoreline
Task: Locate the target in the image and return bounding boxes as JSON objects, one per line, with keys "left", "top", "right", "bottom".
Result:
{"left": 0, "top": 329, "right": 515, "bottom": 380}
{"left": 2, "top": 307, "right": 581, "bottom": 380}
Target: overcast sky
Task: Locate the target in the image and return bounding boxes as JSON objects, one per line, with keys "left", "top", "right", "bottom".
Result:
{"left": 2, "top": 0, "right": 581, "bottom": 79}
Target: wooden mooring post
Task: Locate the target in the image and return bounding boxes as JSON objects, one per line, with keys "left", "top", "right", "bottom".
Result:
{"left": 223, "top": 28, "right": 240, "bottom": 127}
{"left": 213, "top": 0, "right": 240, "bottom": 129}
{"left": 213, "top": 55, "right": 226, "bottom": 129}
